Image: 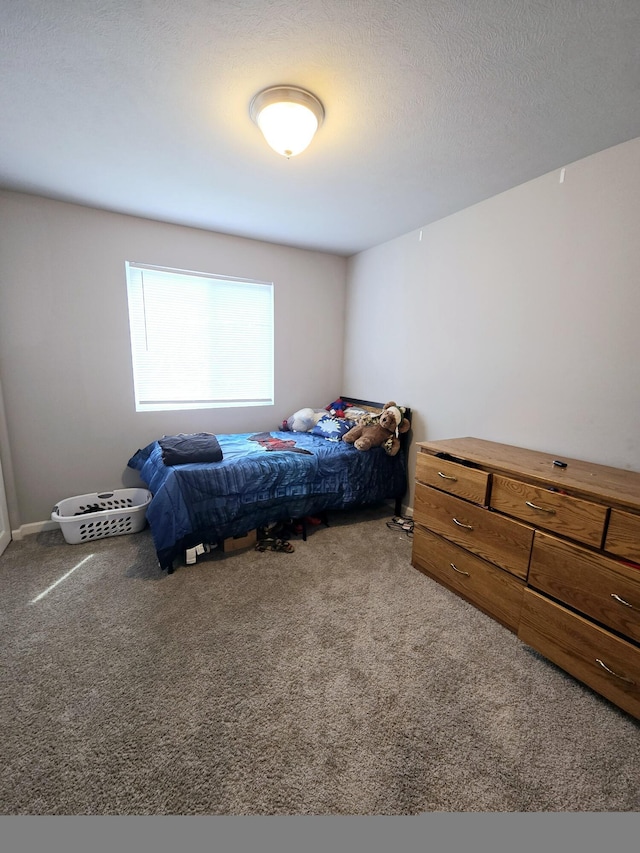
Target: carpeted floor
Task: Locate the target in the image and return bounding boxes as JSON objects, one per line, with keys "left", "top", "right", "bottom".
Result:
{"left": 1, "top": 506, "right": 639, "bottom": 814}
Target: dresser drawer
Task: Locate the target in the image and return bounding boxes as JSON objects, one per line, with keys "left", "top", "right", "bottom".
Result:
{"left": 415, "top": 452, "right": 489, "bottom": 505}
{"left": 604, "top": 508, "right": 640, "bottom": 563}
{"left": 412, "top": 526, "right": 524, "bottom": 632}
{"left": 529, "top": 532, "right": 640, "bottom": 644}
{"left": 490, "top": 474, "right": 607, "bottom": 548}
{"left": 414, "top": 482, "right": 534, "bottom": 579}
{"left": 519, "top": 589, "right": 640, "bottom": 720}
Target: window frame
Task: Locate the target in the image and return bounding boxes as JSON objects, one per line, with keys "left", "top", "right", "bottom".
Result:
{"left": 125, "top": 261, "right": 275, "bottom": 413}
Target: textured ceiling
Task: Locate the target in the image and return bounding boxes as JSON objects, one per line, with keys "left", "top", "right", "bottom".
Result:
{"left": 1, "top": 1, "right": 640, "bottom": 256}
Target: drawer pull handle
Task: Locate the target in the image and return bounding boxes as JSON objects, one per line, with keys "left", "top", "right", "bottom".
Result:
{"left": 525, "top": 500, "right": 556, "bottom": 515}
{"left": 452, "top": 517, "right": 474, "bottom": 530}
{"left": 438, "top": 471, "right": 458, "bottom": 481}
{"left": 449, "top": 562, "right": 470, "bottom": 576}
{"left": 611, "top": 593, "right": 634, "bottom": 609}
{"left": 595, "top": 658, "right": 636, "bottom": 685}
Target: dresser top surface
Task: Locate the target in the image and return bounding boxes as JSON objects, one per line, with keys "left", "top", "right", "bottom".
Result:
{"left": 417, "top": 437, "right": 640, "bottom": 511}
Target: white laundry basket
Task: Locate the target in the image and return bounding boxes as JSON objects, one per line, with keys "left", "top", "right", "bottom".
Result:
{"left": 51, "top": 488, "right": 152, "bottom": 544}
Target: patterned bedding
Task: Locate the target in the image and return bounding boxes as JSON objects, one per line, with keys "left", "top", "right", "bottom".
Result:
{"left": 128, "top": 430, "right": 408, "bottom": 571}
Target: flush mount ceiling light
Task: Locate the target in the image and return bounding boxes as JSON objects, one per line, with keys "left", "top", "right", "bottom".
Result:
{"left": 250, "top": 85, "right": 324, "bottom": 158}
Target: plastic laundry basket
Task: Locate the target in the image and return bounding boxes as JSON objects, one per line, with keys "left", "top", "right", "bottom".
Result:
{"left": 51, "top": 488, "right": 152, "bottom": 544}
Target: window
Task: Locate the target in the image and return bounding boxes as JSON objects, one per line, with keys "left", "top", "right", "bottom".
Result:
{"left": 125, "top": 262, "right": 274, "bottom": 412}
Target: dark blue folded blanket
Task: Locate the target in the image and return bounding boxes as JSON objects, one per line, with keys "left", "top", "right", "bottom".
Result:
{"left": 159, "top": 433, "right": 223, "bottom": 465}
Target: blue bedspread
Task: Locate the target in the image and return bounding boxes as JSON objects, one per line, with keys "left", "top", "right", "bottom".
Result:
{"left": 128, "top": 430, "right": 407, "bottom": 570}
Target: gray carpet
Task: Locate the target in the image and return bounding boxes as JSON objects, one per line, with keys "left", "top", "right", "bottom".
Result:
{"left": 1, "top": 506, "right": 638, "bottom": 815}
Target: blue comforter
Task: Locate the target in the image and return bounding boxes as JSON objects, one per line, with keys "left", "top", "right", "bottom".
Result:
{"left": 128, "top": 430, "right": 407, "bottom": 570}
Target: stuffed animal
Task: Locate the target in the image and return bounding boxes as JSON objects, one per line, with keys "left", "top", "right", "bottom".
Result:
{"left": 325, "top": 397, "right": 352, "bottom": 418}
{"left": 342, "top": 401, "right": 410, "bottom": 456}
{"left": 282, "top": 407, "right": 324, "bottom": 432}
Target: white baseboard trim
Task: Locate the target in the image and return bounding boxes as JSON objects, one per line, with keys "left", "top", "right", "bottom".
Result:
{"left": 11, "top": 506, "right": 415, "bottom": 542}
{"left": 12, "top": 520, "right": 58, "bottom": 540}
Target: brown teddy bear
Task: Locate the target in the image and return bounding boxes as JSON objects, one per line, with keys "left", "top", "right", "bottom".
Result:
{"left": 342, "top": 401, "right": 410, "bottom": 456}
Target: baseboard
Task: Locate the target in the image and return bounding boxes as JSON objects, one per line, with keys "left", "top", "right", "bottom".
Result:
{"left": 12, "top": 520, "right": 58, "bottom": 540}
{"left": 11, "top": 506, "right": 414, "bottom": 541}
{"left": 385, "top": 498, "right": 413, "bottom": 517}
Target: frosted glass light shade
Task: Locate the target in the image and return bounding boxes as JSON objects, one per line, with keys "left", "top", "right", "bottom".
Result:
{"left": 256, "top": 101, "right": 318, "bottom": 157}
{"left": 250, "top": 86, "right": 324, "bottom": 158}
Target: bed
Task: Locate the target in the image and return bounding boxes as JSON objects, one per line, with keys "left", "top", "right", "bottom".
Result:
{"left": 127, "top": 396, "right": 411, "bottom": 573}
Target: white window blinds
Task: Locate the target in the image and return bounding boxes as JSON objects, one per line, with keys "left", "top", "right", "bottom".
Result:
{"left": 125, "top": 262, "right": 274, "bottom": 412}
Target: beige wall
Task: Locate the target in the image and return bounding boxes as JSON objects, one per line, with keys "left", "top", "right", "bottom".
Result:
{"left": 344, "top": 137, "right": 640, "bottom": 509}
{"left": 0, "top": 193, "right": 347, "bottom": 528}
{"left": 3, "top": 135, "right": 640, "bottom": 528}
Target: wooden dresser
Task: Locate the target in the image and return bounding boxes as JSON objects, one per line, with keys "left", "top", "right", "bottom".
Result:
{"left": 411, "top": 437, "right": 640, "bottom": 720}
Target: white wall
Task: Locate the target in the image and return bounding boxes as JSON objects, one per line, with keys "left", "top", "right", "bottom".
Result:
{"left": 344, "top": 137, "right": 640, "bottom": 508}
{"left": 0, "top": 193, "right": 347, "bottom": 528}
{"left": 3, "top": 137, "right": 639, "bottom": 528}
